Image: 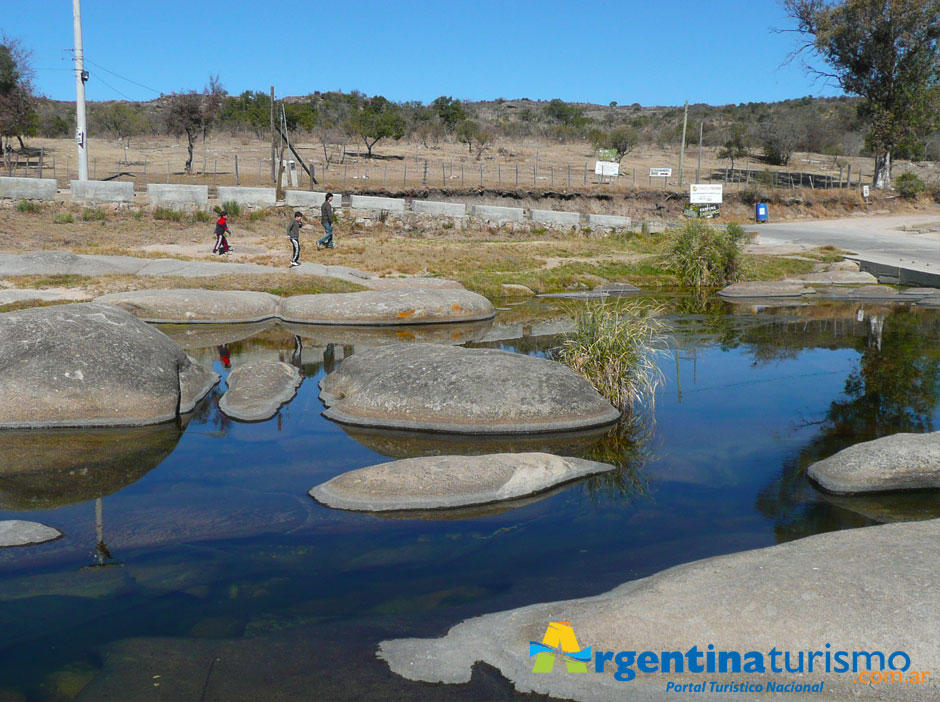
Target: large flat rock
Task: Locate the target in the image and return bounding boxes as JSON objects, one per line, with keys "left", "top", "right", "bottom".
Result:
{"left": 379, "top": 519, "right": 940, "bottom": 701}
{"left": 717, "top": 281, "right": 814, "bottom": 298}
{"left": 219, "top": 360, "right": 302, "bottom": 422}
{"left": 0, "top": 521, "right": 62, "bottom": 548}
{"left": 0, "top": 251, "right": 145, "bottom": 276}
{"left": 96, "top": 289, "right": 280, "bottom": 323}
{"left": 319, "top": 344, "right": 620, "bottom": 434}
{"left": 808, "top": 432, "right": 940, "bottom": 493}
{"left": 309, "top": 452, "right": 615, "bottom": 512}
{"left": 0, "top": 303, "right": 218, "bottom": 428}
{"left": 278, "top": 289, "right": 495, "bottom": 326}
{"left": 785, "top": 271, "right": 879, "bottom": 285}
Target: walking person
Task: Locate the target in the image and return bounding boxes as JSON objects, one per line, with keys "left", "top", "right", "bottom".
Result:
{"left": 287, "top": 211, "right": 303, "bottom": 267}
{"left": 213, "top": 210, "right": 232, "bottom": 255}
{"left": 317, "top": 193, "right": 335, "bottom": 250}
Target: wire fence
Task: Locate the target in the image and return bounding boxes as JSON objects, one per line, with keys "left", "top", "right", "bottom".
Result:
{"left": 2, "top": 147, "right": 881, "bottom": 194}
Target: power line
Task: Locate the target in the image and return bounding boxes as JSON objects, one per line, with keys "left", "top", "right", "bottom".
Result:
{"left": 81, "top": 57, "right": 162, "bottom": 95}
{"left": 89, "top": 73, "right": 134, "bottom": 101}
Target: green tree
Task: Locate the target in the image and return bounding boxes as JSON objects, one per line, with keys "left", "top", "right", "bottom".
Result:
{"left": 456, "top": 119, "right": 490, "bottom": 157}
{"left": 431, "top": 96, "right": 467, "bottom": 132}
{"left": 0, "top": 36, "right": 38, "bottom": 164}
{"left": 91, "top": 102, "right": 149, "bottom": 162}
{"left": 606, "top": 125, "right": 638, "bottom": 164}
{"left": 344, "top": 96, "right": 406, "bottom": 158}
{"left": 717, "top": 124, "right": 749, "bottom": 172}
{"left": 784, "top": 0, "right": 940, "bottom": 188}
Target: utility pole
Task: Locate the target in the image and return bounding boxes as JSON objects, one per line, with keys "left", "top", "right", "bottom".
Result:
{"left": 270, "top": 86, "right": 276, "bottom": 182}
{"left": 677, "top": 100, "right": 689, "bottom": 187}
{"left": 696, "top": 121, "right": 703, "bottom": 183}
{"left": 73, "top": 0, "right": 89, "bottom": 180}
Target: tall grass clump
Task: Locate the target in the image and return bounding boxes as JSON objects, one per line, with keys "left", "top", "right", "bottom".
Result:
{"left": 895, "top": 172, "right": 925, "bottom": 200}
{"left": 82, "top": 207, "right": 108, "bottom": 222}
{"left": 219, "top": 201, "right": 241, "bottom": 217}
{"left": 665, "top": 219, "right": 746, "bottom": 289}
{"left": 557, "top": 300, "right": 665, "bottom": 414}
{"left": 16, "top": 199, "right": 42, "bottom": 213}
{"left": 153, "top": 207, "right": 184, "bottom": 222}
{"left": 53, "top": 212, "right": 74, "bottom": 224}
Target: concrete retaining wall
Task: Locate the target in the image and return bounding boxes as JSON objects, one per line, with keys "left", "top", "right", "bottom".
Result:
{"left": 587, "top": 214, "right": 632, "bottom": 229}
{"left": 350, "top": 195, "right": 405, "bottom": 213}
{"left": 285, "top": 190, "right": 342, "bottom": 212}
{"left": 413, "top": 200, "right": 467, "bottom": 217}
{"left": 0, "top": 177, "right": 57, "bottom": 201}
{"left": 216, "top": 186, "right": 276, "bottom": 209}
{"left": 531, "top": 208, "right": 581, "bottom": 227}
{"left": 147, "top": 184, "right": 208, "bottom": 210}
{"left": 70, "top": 180, "right": 135, "bottom": 204}
{"left": 471, "top": 205, "right": 525, "bottom": 222}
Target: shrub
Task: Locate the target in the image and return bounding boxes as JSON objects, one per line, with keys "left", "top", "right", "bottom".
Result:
{"left": 153, "top": 207, "right": 184, "bottom": 221}
{"left": 665, "top": 219, "right": 746, "bottom": 289}
{"left": 82, "top": 207, "right": 108, "bottom": 222}
{"left": 53, "top": 212, "right": 74, "bottom": 224}
{"left": 557, "top": 299, "right": 665, "bottom": 414}
{"left": 191, "top": 210, "right": 212, "bottom": 223}
{"left": 895, "top": 172, "right": 925, "bottom": 200}
{"left": 247, "top": 209, "right": 268, "bottom": 222}
{"left": 16, "top": 199, "right": 42, "bottom": 213}
{"left": 221, "top": 201, "right": 241, "bottom": 217}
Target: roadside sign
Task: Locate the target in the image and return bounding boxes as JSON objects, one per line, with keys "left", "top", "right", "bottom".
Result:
{"left": 862, "top": 185, "right": 870, "bottom": 198}
{"left": 650, "top": 167, "right": 672, "bottom": 178}
{"left": 598, "top": 148, "right": 617, "bottom": 162}
{"left": 684, "top": 203, "right": 721, "bottom": 219}
{"left": 690, "top": 183, "right": 723, "bottom": 204}
{"left": 595, "top": 161, "right": 620, "bottom": 177}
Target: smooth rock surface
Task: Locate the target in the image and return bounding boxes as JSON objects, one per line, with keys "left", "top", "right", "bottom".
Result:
{"left": 0, "top": 251, "right": 144, "bottom": 276}
{"left": 0, "top": 521, "right": 62, "bottom": 548}
{"left": 319, "top": 343, "right": 620, "bottom": 434}
{"left": 219, "top": 361, "right": 302, "bottom": 422}
{"left": 379, "top": 519, "right": 940, "bottom": 702}
{"left": 785, "top": 270, "right": 878, "bottom": 284}
{"left": 499, "top": 283, "right": 536, "bottom": 297}
{"left": 309, "top": 453, "right": 615, "bottom": 512}
{"left": 718, "top": 281, "right": 814, "bottom": 298}
{"left": 0, "top": 303, "right": 218, "bottom": 428}
{"left": 96, "top": 289, "right": 280, "bottom": 323}
{"left": 278, "top": 289, "right": 494, "bottom": 325}
{"left": 808, "top": 432, "right": 940, "bottom": 493}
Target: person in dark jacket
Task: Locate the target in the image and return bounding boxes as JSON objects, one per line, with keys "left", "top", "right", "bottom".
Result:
{"left": 213, "top": 211, "right": 231, "bottom": 255}
{"left": 317, "top": 193, "right": 335, "bottom": 250}
{"left": 287, "top": 211, "right": 303, "bottom": 267}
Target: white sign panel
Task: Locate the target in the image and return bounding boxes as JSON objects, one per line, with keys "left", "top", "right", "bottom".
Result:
{"left": 649, "top": 168, "right": 672, "bottom": 178}
{"left": 690, "top": 183, "right": 724, "bottom": 204}
{"left": 594, "top": 160, "right": 620, "bottom": 177}
{"left": 862, "top": 185, "right": 871, "bottom": 198}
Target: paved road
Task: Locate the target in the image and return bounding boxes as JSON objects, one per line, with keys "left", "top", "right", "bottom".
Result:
{"left": 744, "top": 212, "right": 940, "bottom": 260}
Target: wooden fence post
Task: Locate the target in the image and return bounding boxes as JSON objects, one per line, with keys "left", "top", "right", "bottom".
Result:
{"left": 235, "top": 154, "right": 239, "bottom": 184}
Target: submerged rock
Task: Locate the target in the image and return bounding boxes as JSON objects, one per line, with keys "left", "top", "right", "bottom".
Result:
{"left": 96, "top": 289, "right": 280, "bottom": 323}
{"left": 808, "top": 432, "right": 940, "bottom": 493}
{"left": 309, "top": 453, "right": 615, "bottom": 512}
{"left": 0, "top": 422, "right": 187, "bottom": 509}
{"left": 0, "top": 520, "right": 62, "bottom": 547}
{"left": 379, "top": 519, "right": 940, "bottom": 701}
{"left": 319, "top": 344, "right": 620, "bottom": 434}
{"left": 717, "top": 281, "right": 813, "bottom": 298}
{"left": 0, "top": 303, "right": 217, "bottom": 428}
{"left": 278, "top": 289, "right": 495, "bottom": 325}
{"left": 219, "top": 361, "right": 302, "bottom": 422}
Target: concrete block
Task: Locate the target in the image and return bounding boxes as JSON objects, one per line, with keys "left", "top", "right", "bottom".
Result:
{"left": 350, "top": 195, "right": 405, "bottom": 213}
{"left": 413, "top": 200, "right": 467, "bottom": 217}
{"left": 216, "top": 186, "right": 276, "bottom": 209}
{"left": 471, "top": 205, "right": 525, "bottom": 222}
{"left": 587, "top": 214, "right": 632, "bottom": 229}
{"left": 0, "top": 177, "right": 57, "bottom": 201}
{"left": 70, "top": 180, "right": 135, "bottom": 204}
{"left": 531, "top": 208, "right": 581, "bottom": 227}
{"left": 147, "top": 184, "right": 208, "bottom": 210}
{"left": 285, "top": 190, "right": 343, "bottom": 212}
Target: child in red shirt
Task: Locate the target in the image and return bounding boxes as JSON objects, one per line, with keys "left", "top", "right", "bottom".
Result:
{"left": 213, "top": 212, "right": 232, "bottom": 255}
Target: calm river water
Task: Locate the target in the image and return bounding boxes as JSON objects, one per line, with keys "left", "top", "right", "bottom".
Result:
{"left": 1, "top": 298, "right": 938, "bottom": 701}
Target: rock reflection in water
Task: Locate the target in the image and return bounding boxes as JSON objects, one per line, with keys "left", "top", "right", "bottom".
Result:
{"left": 281, "top": 318, "right": 493, "bottom": 347}
{"left": 0, "top": 420, "right": 187, "bottom": 510}
{"left": 154, "top": 320, "right": 277, "bottom": 349}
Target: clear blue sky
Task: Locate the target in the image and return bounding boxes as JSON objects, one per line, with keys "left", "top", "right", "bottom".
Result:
{"left": 10, "top": 0, "right": 840, "bottom": 106}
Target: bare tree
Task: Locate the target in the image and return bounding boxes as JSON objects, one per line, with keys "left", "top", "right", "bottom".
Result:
{"left": 164, "top": 77, "right": 227, "bottom": 174}
{"left": 0, "top": 35, "right": 38, "bottom": 171}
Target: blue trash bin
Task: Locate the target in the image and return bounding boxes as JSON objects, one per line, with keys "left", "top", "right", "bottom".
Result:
{"left": 755, "top": 203, "right": 768, "bottom": 222}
